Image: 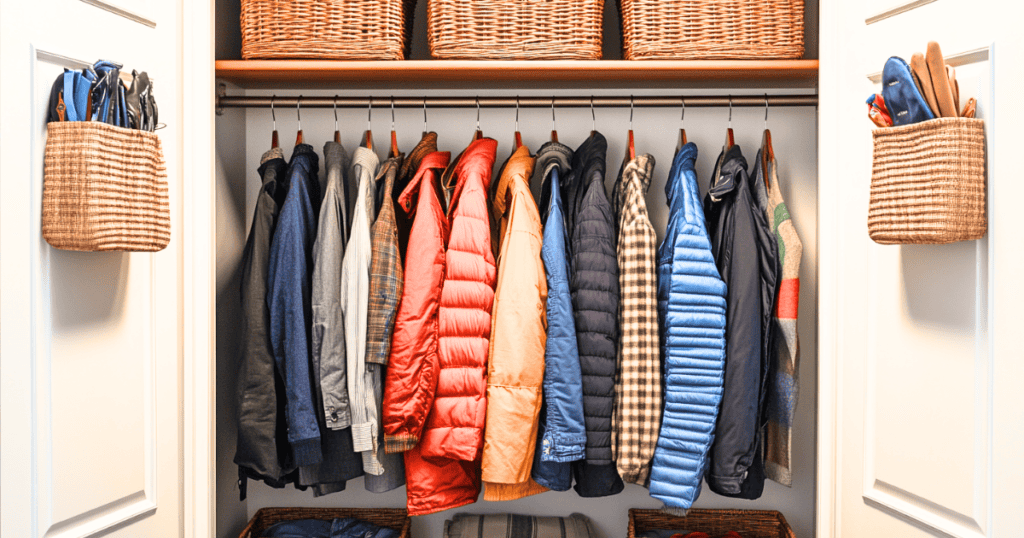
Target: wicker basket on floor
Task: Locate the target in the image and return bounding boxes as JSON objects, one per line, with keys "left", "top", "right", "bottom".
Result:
{"left": 239, "top": 507, "right": 411, "bottom": 538}
{"left": 241, "top": 0, "right": 417, "bottom": 60}
{"left": 427, "top": 0, "right": 603, "bottom": 60}
{"left": 628, "top": 508, "right": 795, "bottom": 538}
{"left": 618, "top": 0, "right": 804, "bottom": 60}
{"left": 868, "top": 117, "right": 986, "bottom": 244}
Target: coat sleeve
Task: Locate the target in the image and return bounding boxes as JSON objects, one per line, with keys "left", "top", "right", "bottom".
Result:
{"left": 481, "top": 194, "right": 548, "bottom": 486}
{"left": 382, "top": 198, "right": 444, "bottom": 453}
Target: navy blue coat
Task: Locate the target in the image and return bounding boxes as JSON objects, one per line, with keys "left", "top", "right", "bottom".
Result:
{"left": 649, "top": 142, "right": 728, "bottom": 510}
{"left": 267, "top": 143, "right": 323, "bottom": 468}
{"left": 563, "top": 133, "right": 624, "bottom": 498}
{"left": 703, "top": 145, "right": 776, "bottom": 499}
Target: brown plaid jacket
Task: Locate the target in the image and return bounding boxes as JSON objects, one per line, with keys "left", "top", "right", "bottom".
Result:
{"left": 366, "top": 156, "right": 403, "bottom": 366}
{"left": 610, "top": 153, "right": 662, "bottom": 485}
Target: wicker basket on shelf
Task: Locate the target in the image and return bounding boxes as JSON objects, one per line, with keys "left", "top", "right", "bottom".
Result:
{"left": 240, "top": 0, "right": 417, "bottom": 60}
{"left": 427, "top": 0, "right": 603, "bottom": 60}
{"left": 628, "top": 508, "right": 795, "bottom": 538}
{"left": 618, "top": 0, "right": 804, "bottom": 60}
{"left": 239, "top": 507, "right": 412, "bottom": 538}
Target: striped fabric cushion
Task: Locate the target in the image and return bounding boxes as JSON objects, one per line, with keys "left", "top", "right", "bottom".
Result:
{"left": 443, "top": 513, "right": 597, "bottom": 538}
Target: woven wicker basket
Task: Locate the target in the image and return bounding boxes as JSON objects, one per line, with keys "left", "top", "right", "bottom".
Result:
{"left": 628, "top": 509, "right": 795, "bottom": 538}
{"left": 618, "top": 0, "right": 804, "bottom": 60}
{"left": 868, "top": 117, "right": 986, "bottom": 244}
{"left": 239, "top": 507, "right": 412, "bottom": 538}
{"left": 240, "top": 0, "right": 416, "bottom": 60}
{"left": 42, "top": 122, "right": 170, "bottom": 252}
{"left": 427, "top": 0, "right": 603, "bottom": 60}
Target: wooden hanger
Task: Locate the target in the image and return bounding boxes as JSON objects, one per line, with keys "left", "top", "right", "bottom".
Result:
{"left": 389, "top": 97, "right": 400, "bottom": 158}
{"left": 333, "top": 96, "right": 341, "bottom": 144}
{"left": 472, "top": 96, "right": 483, "bottom": 141}
{"left": 294, "top": 95, "right": 303, "bottom": 146}
{"left": 725, "top": 96, "right": 735, "bottom": 150}
{"left": 626, "top": 95, "right": 636, "bottom": 161}
{"left": 270, "top": 95, "right": 279, "bottom": 148}
{"left": 513, "top": 96, "right": 523, "bottom": 150}
{"left": 364, "top": 98, "right": 374, "bottom": 150}
{"left": 762, "top": 95, "right": 773, "bottom": 190}
{"left": 550, "top": 99, "right": 559, "bottom": 142}
{"left": 676, "top": 97, "right": 687, "bottom": 152}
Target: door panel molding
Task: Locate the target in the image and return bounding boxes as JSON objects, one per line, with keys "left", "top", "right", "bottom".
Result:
{"left": 867, "top": 46, "right": 991, "bottom": 83}
{"left": 78, "top": 0, "right": 156, "bottom": 28}
{"left": 864, "top": 480, "right": 986, "bottom": 538}
{"left": 865, "top": 0, "right": 939, "bottom": 25}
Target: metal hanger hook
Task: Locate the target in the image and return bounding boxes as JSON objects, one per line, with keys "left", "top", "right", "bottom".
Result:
{"left": 728, "top": 96, "right": 733, "bottom": 127}
{"left": 333, "top": 96, "right": 339, "bottom": 132}
{"left": 476, "top": 96, "right": 481, "bottom": 131}
{"left": 367, "top": 97, "right": 373, "bottom": 130}
{"left": 423, "top": 99, "right": 428, "bottom": 132}
{"left": 271, "top": 95, "right": 276, "bottom": 130}
{"left": 391, "top": 96, "right": 396, "bottom": 131}
{"left": 515, "top": 96, "right": 520, "bottom": 132}
{"left": 629, "top": 95, "right": 634, "bottom": 130}
{"left": 681, "top": 97, "right": 686, "bottom": 124}
{"left": 551, "top": 99, "right": 556, "bottom": 132}
{"left": 590, "top": 96, "right": 596, "bottom": 131}
{"left": 764, "top": 93, "right": 769, "bottom": 129}
{"left": 296, "top": 95, "right": 302, "bottom": 130}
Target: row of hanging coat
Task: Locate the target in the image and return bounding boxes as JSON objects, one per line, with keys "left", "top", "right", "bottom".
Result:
{"left": 233, "top": 106, "right": 803, "bottom": 516}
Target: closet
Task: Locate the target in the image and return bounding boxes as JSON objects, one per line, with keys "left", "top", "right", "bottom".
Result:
{"left": 213, "top": 2, "right": 819, "bottom": 537}
{"left": 3, "top": 1, "right": 1022, "bottom": 537}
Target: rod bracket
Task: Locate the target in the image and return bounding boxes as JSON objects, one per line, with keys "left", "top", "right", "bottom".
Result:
{"left": 215, "top": 83, "right": 227, "bottom": 116}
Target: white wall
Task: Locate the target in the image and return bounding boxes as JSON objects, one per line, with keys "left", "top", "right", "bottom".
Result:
{"left": 215, "top": 88, "right": 818, "bottom": 538}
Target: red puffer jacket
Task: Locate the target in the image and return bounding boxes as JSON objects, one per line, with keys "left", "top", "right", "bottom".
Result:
{"left": 383, "top": 151, "right": 450, "bottom": 451}
{"left": 421, "top": 137, "right": 498, "bottom": 462}
{"left": 405, "top": 138, "right": 498, "bottom": 516}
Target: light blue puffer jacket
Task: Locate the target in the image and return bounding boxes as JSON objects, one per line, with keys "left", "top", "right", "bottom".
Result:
{"left": 649, "top": 142, "right": 727, "bottom": 511}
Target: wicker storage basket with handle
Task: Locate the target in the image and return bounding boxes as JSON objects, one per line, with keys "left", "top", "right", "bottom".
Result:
{"left": 239, "top": 507, "right": 412, "bottom": 538}
{"left": 868, "top": 117, "right": 986, "bottom": 244}
{"left": 628, "top": 508, "right": 795, "bottom": 538}
{"left": 42, "top": 121, "right": 170, "bottom": 252}
{"left": 618, "top": 0, "right": 804, "bottom": 60}
{"left": 427, "top": 0, "right": 603, "bottom": 60}
{"left": 240, "top": 0, "right": 417, "bottom": 60}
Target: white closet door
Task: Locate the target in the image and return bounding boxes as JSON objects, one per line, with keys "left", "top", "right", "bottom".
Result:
{"left": 819, "top": 1, "right": 1024, "bottom": 537}
{"left": 0, "top": 1, "right": 194, "bottom": 537}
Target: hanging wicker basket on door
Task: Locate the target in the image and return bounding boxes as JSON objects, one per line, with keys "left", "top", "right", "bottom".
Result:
{"left": 240, "top": 0, "right": 417, "bottom": 60}
{"left": 617, "top": 0, "right": 805, "bottom": 60}
{"left": 427, "top": 0, "right": 604, "bottom": 60}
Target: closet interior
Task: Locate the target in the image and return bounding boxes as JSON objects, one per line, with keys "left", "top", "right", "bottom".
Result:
{"left": 214, "top": 3, "right": 820, "bottom": 537}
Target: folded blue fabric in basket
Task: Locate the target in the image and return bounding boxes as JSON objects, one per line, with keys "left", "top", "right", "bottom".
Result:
{"left": 262, "top": 518, "right": 399, "bottom": 538}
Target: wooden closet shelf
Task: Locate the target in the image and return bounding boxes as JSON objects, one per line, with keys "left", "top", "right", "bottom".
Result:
{"left": 215, "top": 60, "right": 819, "bottom": 88}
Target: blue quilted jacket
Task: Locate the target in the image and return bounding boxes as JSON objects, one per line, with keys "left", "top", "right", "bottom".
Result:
{"left": 649, "top": 142, "right": 727, "bottom": 510}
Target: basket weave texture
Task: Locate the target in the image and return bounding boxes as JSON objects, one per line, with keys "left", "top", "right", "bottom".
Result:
{"left": 240, "top": 507, "right": 412, "bottom": 538}
{"left": 618, "top": 0, "right": 804, "bottom": 60}
{"left": 628, "top": 509, "right": 795, "bottom": 538}
{"left": 427, "top": 0, "right": 603, "bottom": 60}
{"left": 869, "top": 117, "right": 986, "bottom": 244}
{"left": 241, "top": 0, "right": 416, "bottom": 60}
{"left": 43, "top": 122, "right": 170, "bottom": 252}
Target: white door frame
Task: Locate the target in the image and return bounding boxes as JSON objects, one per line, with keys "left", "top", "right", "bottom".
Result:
{"left": 181, "top": 0, "right": 216, "bottom": 536}
{"left": 815, "top": 0, "right": 840, "bottom": 536}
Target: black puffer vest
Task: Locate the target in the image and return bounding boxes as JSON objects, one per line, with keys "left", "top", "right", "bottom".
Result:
{"left": 562, "top": 133, "right": 624, "bottom": 498}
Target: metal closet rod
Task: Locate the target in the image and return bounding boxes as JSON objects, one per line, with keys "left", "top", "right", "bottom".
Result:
{"left": 217, "top": 94, "right": 817, "bottom": 109}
